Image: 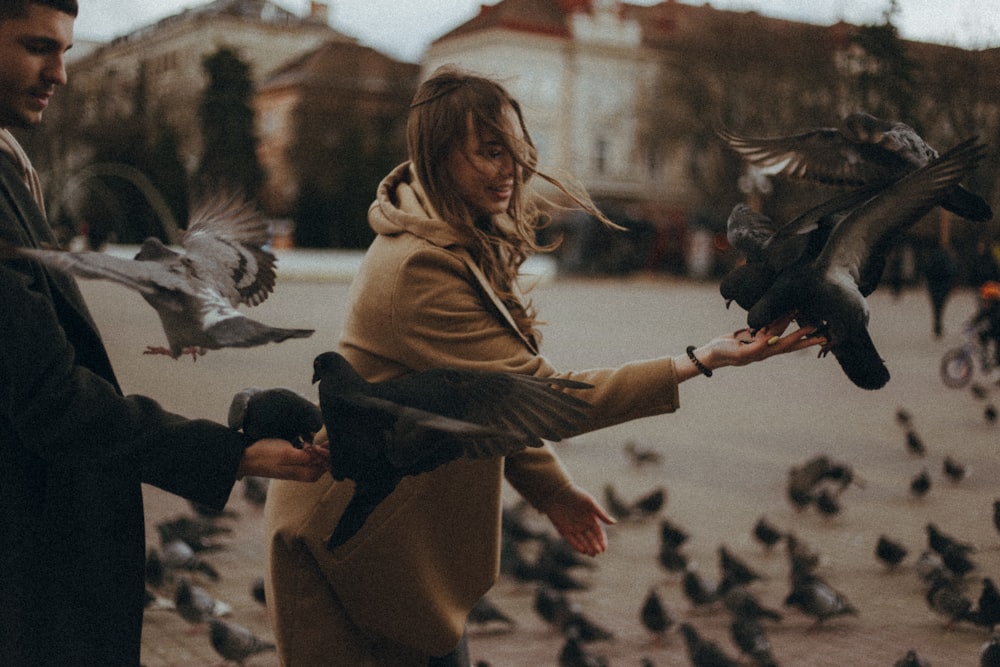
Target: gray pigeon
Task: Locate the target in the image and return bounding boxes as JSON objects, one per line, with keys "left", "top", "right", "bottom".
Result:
{"left": 209, "top": 618, "right": 276, "bottom": 665}
{"left": 174, "top": 577, "right": 231, "bottom": 627}
{"left": 784, "top": 574, "right": 858, "bottom": 626}
{"left": 312, "top": 351, "right": 593, "bottom": 549}
{"left": 228, "top": 386, "right": 322, "bottom": 446}
{"left": 719, "top": 112, "right": 993, "bottom": 221}
{"left": 746, "top": 139, "right": 988, "bottom": 389}
{"left": 1, "top": 196, "right": 313, "bottom": 358}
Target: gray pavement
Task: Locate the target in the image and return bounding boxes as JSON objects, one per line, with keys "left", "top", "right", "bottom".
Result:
{"left": 76, "top": 271, "right": 999, "bottom": 666}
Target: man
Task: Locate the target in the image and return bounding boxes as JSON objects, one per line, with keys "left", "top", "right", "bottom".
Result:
{"left": 0, "top": 2, "right": 327, "bottom": 664}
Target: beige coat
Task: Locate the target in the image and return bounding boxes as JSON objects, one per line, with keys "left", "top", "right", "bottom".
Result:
{"left": 264, "top": 163, "right": 680, "bottom": 665}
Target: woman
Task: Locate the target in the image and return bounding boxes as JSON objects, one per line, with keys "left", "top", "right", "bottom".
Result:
{"left": 264, "top": 66, "right": 820, "bottom": 665}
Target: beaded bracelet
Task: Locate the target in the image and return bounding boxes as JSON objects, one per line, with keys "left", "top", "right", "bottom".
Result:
{"left": 685, "top": 346, "right": 713, "bottom": 378}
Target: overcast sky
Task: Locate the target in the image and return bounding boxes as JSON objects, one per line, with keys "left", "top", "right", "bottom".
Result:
{"left": 73, "top": 0, "right": 1000, "bottom": 63}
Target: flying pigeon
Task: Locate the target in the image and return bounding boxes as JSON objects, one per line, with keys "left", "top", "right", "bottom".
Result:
{"left": 228, "top": 386, "right": 322, "bottom": 446}
{"left": 719, "top": 111, "right": 993, "bottom": 222}
{"left": 208, "top": 618, "right": 276, "bottom": 666}
{"left": 0, "top": 195, "right": 313, "bottom": 359}
{"left": 312, "top": 351, "right": 593, "bottom": 550}
{"left": 745, "top": 139, "right": 989, "bottom": 389}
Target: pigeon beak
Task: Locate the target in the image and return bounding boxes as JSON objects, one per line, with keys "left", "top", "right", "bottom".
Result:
{"left": 312, "top": 370, "right": 320, "bottom": 384}
{"left": 725, "top": 299, "right": 733, "bottom": 309}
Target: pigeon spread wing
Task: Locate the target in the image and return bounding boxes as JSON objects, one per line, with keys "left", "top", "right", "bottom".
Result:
{"left": 720, "top": 113, "right": 992, "bottom": 221}
{"left": 180, "top": 196, "right": 277, "bottom": 308}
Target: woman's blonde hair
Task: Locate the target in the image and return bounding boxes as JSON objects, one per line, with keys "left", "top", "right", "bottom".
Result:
{"left": 407, "top": 66, "right": 617, "bottom": 337}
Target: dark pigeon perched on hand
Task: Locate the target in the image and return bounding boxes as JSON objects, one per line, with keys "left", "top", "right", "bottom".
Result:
{"left": 312, "top": 351, "right": 593, "bottom": 550}
{"left": 745, "top": 139, "right": 988, "bottom": 390}
{"left": 0, "top": 195, "right": 313, "bottom": 359}
{"left": 719, "top": 111, "right": 993, "bottom": 222}
{"left": 228, "top": 386, "right": 322, "bottom": 447}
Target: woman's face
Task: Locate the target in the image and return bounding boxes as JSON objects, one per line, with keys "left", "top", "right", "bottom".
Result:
{"left": 447, "top": 108, "right": 521, "bottom": 217}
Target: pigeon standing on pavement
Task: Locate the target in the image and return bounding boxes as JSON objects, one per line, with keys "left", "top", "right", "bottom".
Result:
{"left": 228, "top": 386, "right": 323, "bottom": 447}
{"left": 640, "top": 587, "right": 673, "bottom": 643}
{"left": 894, "top": 648, "right": 932, "bottom": 667}
{"left": 679, "top": 623, "right": 743, "bottom": 667}
{"left": 312, "top": 351, "right": 594, "bottom": 549}
{"left": 729, "top": 614, "right": 779, "bottom": 667}
{"left": 209, "top": 618, "right": 276, "bottom": 665}
{"left": 719, "top": 111, "right": 993, "bottom": 222}
{"left": 875, "top": 535, "right": 908, "bottom": 569}
{"left": 0, "top": 196, "right": 314, "bottom": 358}
{"left": 752, "top": 516, "right": 784, "bottom": 551}
{"left": 784, "top": 574, "right": 858, "bottom": 626}
{"left": 971, "top": 577, "right": 1000, "bottom": 629}
{"left": 174, "top": 577, "right": 232, "bottom": 628}
{"left": 744, "top": 139, "right": 989, "bottom": 390}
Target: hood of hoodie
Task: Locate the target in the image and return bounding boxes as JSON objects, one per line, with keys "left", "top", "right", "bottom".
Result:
{"left": 368, "top": 162, "right": 476, "bottom": 250}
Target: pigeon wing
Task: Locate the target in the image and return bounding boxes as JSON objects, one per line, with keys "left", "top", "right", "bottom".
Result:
{"left": 816, "top": 138, "right": 988, "bottom": 292}
{"left": 373, "top": 368, "right": 593, "bottom": 445}
{"left": 7, "top": 242, "right": 190, "bottom": 297}
{"left": 719, "top": 125, "right": 906, "bottom": 186}
{"left": 181, "top": 196, "right": 277, "bottom": 307}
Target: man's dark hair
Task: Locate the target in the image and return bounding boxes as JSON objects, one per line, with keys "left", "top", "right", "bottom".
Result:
{"left": 0, "top": 0, "right": 79, "bottom": 20}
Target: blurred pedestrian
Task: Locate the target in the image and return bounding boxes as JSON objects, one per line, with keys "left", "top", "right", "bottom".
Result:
{"left": 925, "top": 244, "right": 957, "bottom": 338}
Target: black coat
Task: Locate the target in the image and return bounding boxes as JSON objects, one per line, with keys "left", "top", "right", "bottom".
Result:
{"left": 0, "top": 152, "right": 250, "bottom": 665}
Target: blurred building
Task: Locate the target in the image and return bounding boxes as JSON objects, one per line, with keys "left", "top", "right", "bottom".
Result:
{"left": 58, "top": 0, "right": 346, "bottom": 173}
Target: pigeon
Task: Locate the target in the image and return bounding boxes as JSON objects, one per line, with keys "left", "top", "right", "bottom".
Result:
{"left": 604, "top": 484, "right": 666, "bottom": 520}
{"left": 251, "top": 576, "right": 267, "bottom": 606}
{"left": 719, "top": 111, "right": 993, "bottom": 222}
{"left": 730, "top": 614, "right": 779, "bottom": 667}
{"left": 658, "top": 542, "right": 689, "bottom": 575}
{"left": 814, "top": 487, "right": 842, "bottom": 517}
{"left": 1, "top": 195, "right": 314, "bottom": 359}
{"left": 159, "top": 539, "right": 220, "bottom": 581}
{"left": 640, "top": 587, "right": 673, "bottom": 643}
{"left": 602, "top": 484, "right": 634, "bottom": 521}
{"left": 312, "top": 351, "right": 593, "bottom": 550}
{"left": 927, "top": 523, "right": 975, "bottom": 558}
{"left": 209, "top": 619, "right": 276, "bottom": 666}
{"left": 720, "top": 184, "right": 882, "bottom": 312}
{"left": 227, "top": 386, "right": 322, "bottom": 447}
{"left": 910, "top": 469, "right": 931, "bottom": 498}
{"left": 875, "top": 535, "right": 908, "bottom": 569}
{"left": 155, "top": 514, "right": 230, "bottom": 552}
{"left": 994, "top": 500, "right": 1000, "bottom": 538}
{"left": 718, "top": 545, "right": 765, "bottom": 590}
{"left": 468, "top": 595, "right": 516, "bottom": 630}
{"left": 174, "top": 577, "right": 232, "bottom": 628}
{"left": 785, "top": 532, "right": 821, "bottom": 580}
{"left": 722, "top": 585, "right": 783, "bottom": 622}
{"left": 986, "top": 404, "right": 998, "bottom": 424}
{"left": 941, "top": 456, "right": 966, "bottom": 484}
{"left": 982, "top": 632, "right": 1000, "bottom": 667}
{"left": 623, "top": 440, "right": 662, "bottom": 467}
{"left": 906, "top": 429, "right": 926, "bottom": 456}
{"left": 534, "top": 585, "right": 573, "bottom": 628}
{"left": 679, "top": 623, "right": 743, "bottom": 667}
{"left": 784, "top": 574, "right": 858, "bottom": 625}
{"left": 744, "top": 139, "right": 989, "bottom": 390}
{"left": 971, "top": 578, "right": 1000, "bottom": 629}
{"left": 894, "top": 649, "right": 932, "bottom": 667}
{"left": 242, "top": 476, "right": 269, "bottom": 507}
{"left": 144, "top": 587, "right": 175, "bottom": 612}
{"left": 561, "top": 607, "right": 615, "bottom": 644}
{"left": 752, "top": 516, "right": 784, "bottom": 551}
{"left": 558, "top": 627, "right": 608, "bottom": 667}
{"left": 682, "top": 566, "right": 719, "bottom": 609}
{"left": 925, "top": 576, "right": 974, "bottom": 628}
{"left": 895, "top": 407, "right": 912, "bottom": 427}
{"left": 659, "top": 517, "right": 691, "bottom": 550}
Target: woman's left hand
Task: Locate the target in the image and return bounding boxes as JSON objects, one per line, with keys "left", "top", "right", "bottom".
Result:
{"left": 542, "top": 485, "right": 616, "bottom": 557}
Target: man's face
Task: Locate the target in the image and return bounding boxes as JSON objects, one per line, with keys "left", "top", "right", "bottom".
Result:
{"left": 0, "top": 5, "right": 74, "bottom": 129}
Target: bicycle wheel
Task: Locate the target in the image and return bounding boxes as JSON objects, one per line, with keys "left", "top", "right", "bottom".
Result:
{"left": 940, "top": 348, "right": 973, "bottom": 388}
